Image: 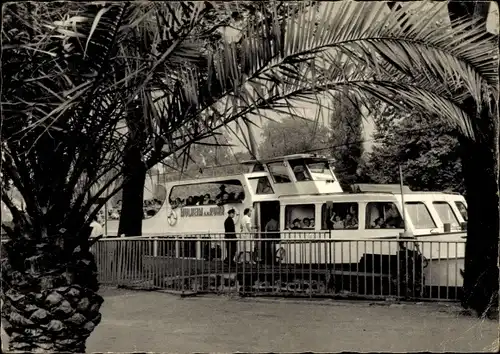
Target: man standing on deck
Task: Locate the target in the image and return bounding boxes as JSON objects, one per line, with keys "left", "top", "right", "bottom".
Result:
{"left": 239, "top": 208, "right": 256, "bottom": 263}
{"left": 264, "top": 215, "right": 279, "bottom": 265}
{"left": 224, "top": 209, "right": 237, "bottom": 264}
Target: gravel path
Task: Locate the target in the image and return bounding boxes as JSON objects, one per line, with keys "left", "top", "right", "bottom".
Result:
{"left": 2, "top": 287, "right": 498, "bottom": 352}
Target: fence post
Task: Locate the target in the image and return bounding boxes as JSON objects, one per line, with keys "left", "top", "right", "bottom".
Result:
{"left": 153, "top": 238, "right": 158, "bottom": 257}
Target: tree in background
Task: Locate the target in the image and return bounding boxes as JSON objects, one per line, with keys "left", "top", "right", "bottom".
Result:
{"left": 365, "top": 112, "right": 465, "bottom": 194}
{"left": 258, "top": 119, "right": 331, "bottom": 158}
{"left": 328, "top": 95, "right": 365, "bottom": 187}
{"left": 385, "top": 0, "right": 499, "bottom": 318}
{"left": 161, "top": 133, "right": 246, "bottom": 180}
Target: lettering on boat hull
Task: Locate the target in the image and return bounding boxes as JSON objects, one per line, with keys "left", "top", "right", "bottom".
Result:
{"left": 180, "top": 206, "right": 225, "bottom": 218}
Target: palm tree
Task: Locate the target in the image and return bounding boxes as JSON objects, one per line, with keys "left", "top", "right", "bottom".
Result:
{"left": 1, "top": 1, "right": 496, "bottom": 352}
{"left": 386, "top": 0, "right": 499, "bottom": 318}
{"left": 446, "top": 0, "right": 499, "bottom": 318}
{"left": 115, "top": 1, "right": 308, "bottom": 237}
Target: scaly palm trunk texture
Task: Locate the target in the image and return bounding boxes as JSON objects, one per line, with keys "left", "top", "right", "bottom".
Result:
{"left": 1, "top": 223, "right": 103, "bottom": 352}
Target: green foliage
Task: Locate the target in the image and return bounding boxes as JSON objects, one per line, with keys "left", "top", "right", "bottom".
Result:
{"left": 328, "top": 96, "right": 364, "bottom": 186}
{"left": 364, "top": 112, "right": 465, "bottom": 194}
{"left": 161, "top": 134, "right": 245, "bottom": 180}
{"left": 258, "top": 119, "right": 331, "bottom": 158}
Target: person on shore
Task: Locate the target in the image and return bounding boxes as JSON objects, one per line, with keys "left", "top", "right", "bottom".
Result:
{"left": 264, "top": 216, "right": 279, "bottom": 265}
{"left": 224, "top": 208, "right": 237, "bottom": 264}
{"left": 239, "top": 208, "right": 255, "bottom": 263}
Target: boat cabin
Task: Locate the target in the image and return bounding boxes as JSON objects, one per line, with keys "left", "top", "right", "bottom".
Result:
{"left": 104, "top": 154, "right": 467, "bottom": 239}
{"left": 105, "top": 154, "right": 344, "bottom": 235}
{"left": 252, "top": 191, "right": 467, "bottom": 238}
{"left": 241, "top": 154, "right": 343, "bottom": 199}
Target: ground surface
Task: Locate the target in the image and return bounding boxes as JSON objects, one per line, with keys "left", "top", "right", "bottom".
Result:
{"left": 2, "top": 287, "right": 498, "bottom": 352}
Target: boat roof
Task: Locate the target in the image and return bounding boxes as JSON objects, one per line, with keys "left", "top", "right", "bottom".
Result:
{"left": 279, "top": 192, "right": 400, "bottom": 204}
{"left": 241, "top": 153, "right": 333, "bottom": 165}
{"left": 278, "top": 189, "right": 465, "bottom": 204}
{"left": 352, "top": 184, "right": 412, "bottom": 193}
{"left": 352, "top": 184, "right": 462, "bottom": 197}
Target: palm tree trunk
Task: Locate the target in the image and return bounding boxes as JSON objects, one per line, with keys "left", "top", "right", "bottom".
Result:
{"left": 117, "top": 142, "right": 147, "bottom": 237}
{"left": 459, "top": 104, "right": 499, "bottom": 317}
{"left": 1, "top": 225, "right": 103, "bottom": 352}
{"left": 117, "top": 102, "right": 148, "bottom": 237}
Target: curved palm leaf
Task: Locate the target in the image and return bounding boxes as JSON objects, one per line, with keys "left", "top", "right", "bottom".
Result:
{"left": 125, "top": 0, "right": 497, "bottom": 178}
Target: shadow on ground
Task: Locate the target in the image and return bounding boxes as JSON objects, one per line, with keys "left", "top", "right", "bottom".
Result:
{"left": 2, "top": 287, "right": 498, "bottom": 352}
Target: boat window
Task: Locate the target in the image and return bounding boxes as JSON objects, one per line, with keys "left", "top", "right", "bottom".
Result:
{"left": 321, "top": 202, "right": 359, "bottom": 230}
{"left": 248, "top": 177, "right": 274, "bottom": 195}
{"left": 285, "top": 204, "right": 315, "bottom": 230}
{"left": 433, "top": 202, "right": 460, "bottom": 227}
{"left": 455, "top": 201, "right": 468, "bottom": 221}
{"left": 405, "top": 202, "right": 436, "bottom": 229}
{"left": 305, "top": 160, "right": 334, "bottom": 181}
{"left": 168, "top": 179, "right": 245, "bottom": 209}
{"left": 365, "top": 202, "right": 404, "bottom": 229}
{"left": 267, "top": 162, "right": 291, "bottom": 183}
{"left": 289, "top": 160, "right": 312, "bottom": 182}
{"left": 104, "top": 185, "right": 167, "bottom": 221}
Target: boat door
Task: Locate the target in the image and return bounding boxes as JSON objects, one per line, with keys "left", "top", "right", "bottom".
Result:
{"left": 254, "top": 201, "right": 281, "bottom": 263}
{"left": 253, "top": 201, "right": 280, "bottom": 235}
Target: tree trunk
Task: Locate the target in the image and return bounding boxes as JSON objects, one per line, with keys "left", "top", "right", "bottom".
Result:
{"left": 1, "top": 226, "right": 103, "bottom": 353}
{"left": 117, "top": 143, "right": 147, "bottom": 237}
{"left": 117, "top": 103, "right": 148, "bottom": 238}
{"left": 459, "top": 105, "right": 499, "bottom": 318}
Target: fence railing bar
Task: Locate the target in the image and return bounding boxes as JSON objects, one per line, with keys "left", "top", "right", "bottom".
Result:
{"left": 84, "top": 233, "right": 465, "bottom": 302}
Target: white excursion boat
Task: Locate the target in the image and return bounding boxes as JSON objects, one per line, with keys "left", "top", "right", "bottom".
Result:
{"left": 105, "top": 153, "right": 468, "bottom": 291}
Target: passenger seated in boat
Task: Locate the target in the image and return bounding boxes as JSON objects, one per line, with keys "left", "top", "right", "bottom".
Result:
{"left": 331, "top": 214, "right": 345, "bottom": 229}
{"left": 302, "top": 218, "right": 311, "bottom": 228}
{"left": 295, "top": 170, "right": 306, "bottom": 181}
{"left": 384, "top": 208, "right": 402, "bottom": 228}
{"left": 310, "top": 218, "right": 315, "bottom": 228}
{"left": 216, "top": 192, "right": 229, "bottom": 205}
{"left": 171, "top": 197, "right": 182, "bottom": 208}
{"left": 344, "top": 213, "right": 358, "bottom": 229}
{"left": 109, "top": 209, "right": 120, "bottom": 220}
{"left": 291, "top": 218, "right": 302, "bottom": 230}
{"left": 186, "top": 196, "right": 195, "bottom": 206}
{"left": 216, "top": 185, "right": 227, "bottom": 200}
{"left": 385, "top": 215, "right": 403, "bottom": 228}
{"left": 373, "top": 217, "right": 386, "bottom": 228}
{"left": 201, "top": 193, "right": 213, "bottom": 205}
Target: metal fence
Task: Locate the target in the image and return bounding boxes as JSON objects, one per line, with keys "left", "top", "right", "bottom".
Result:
{"left": 90, "top": 232, "right": 466, "bottom": 302}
